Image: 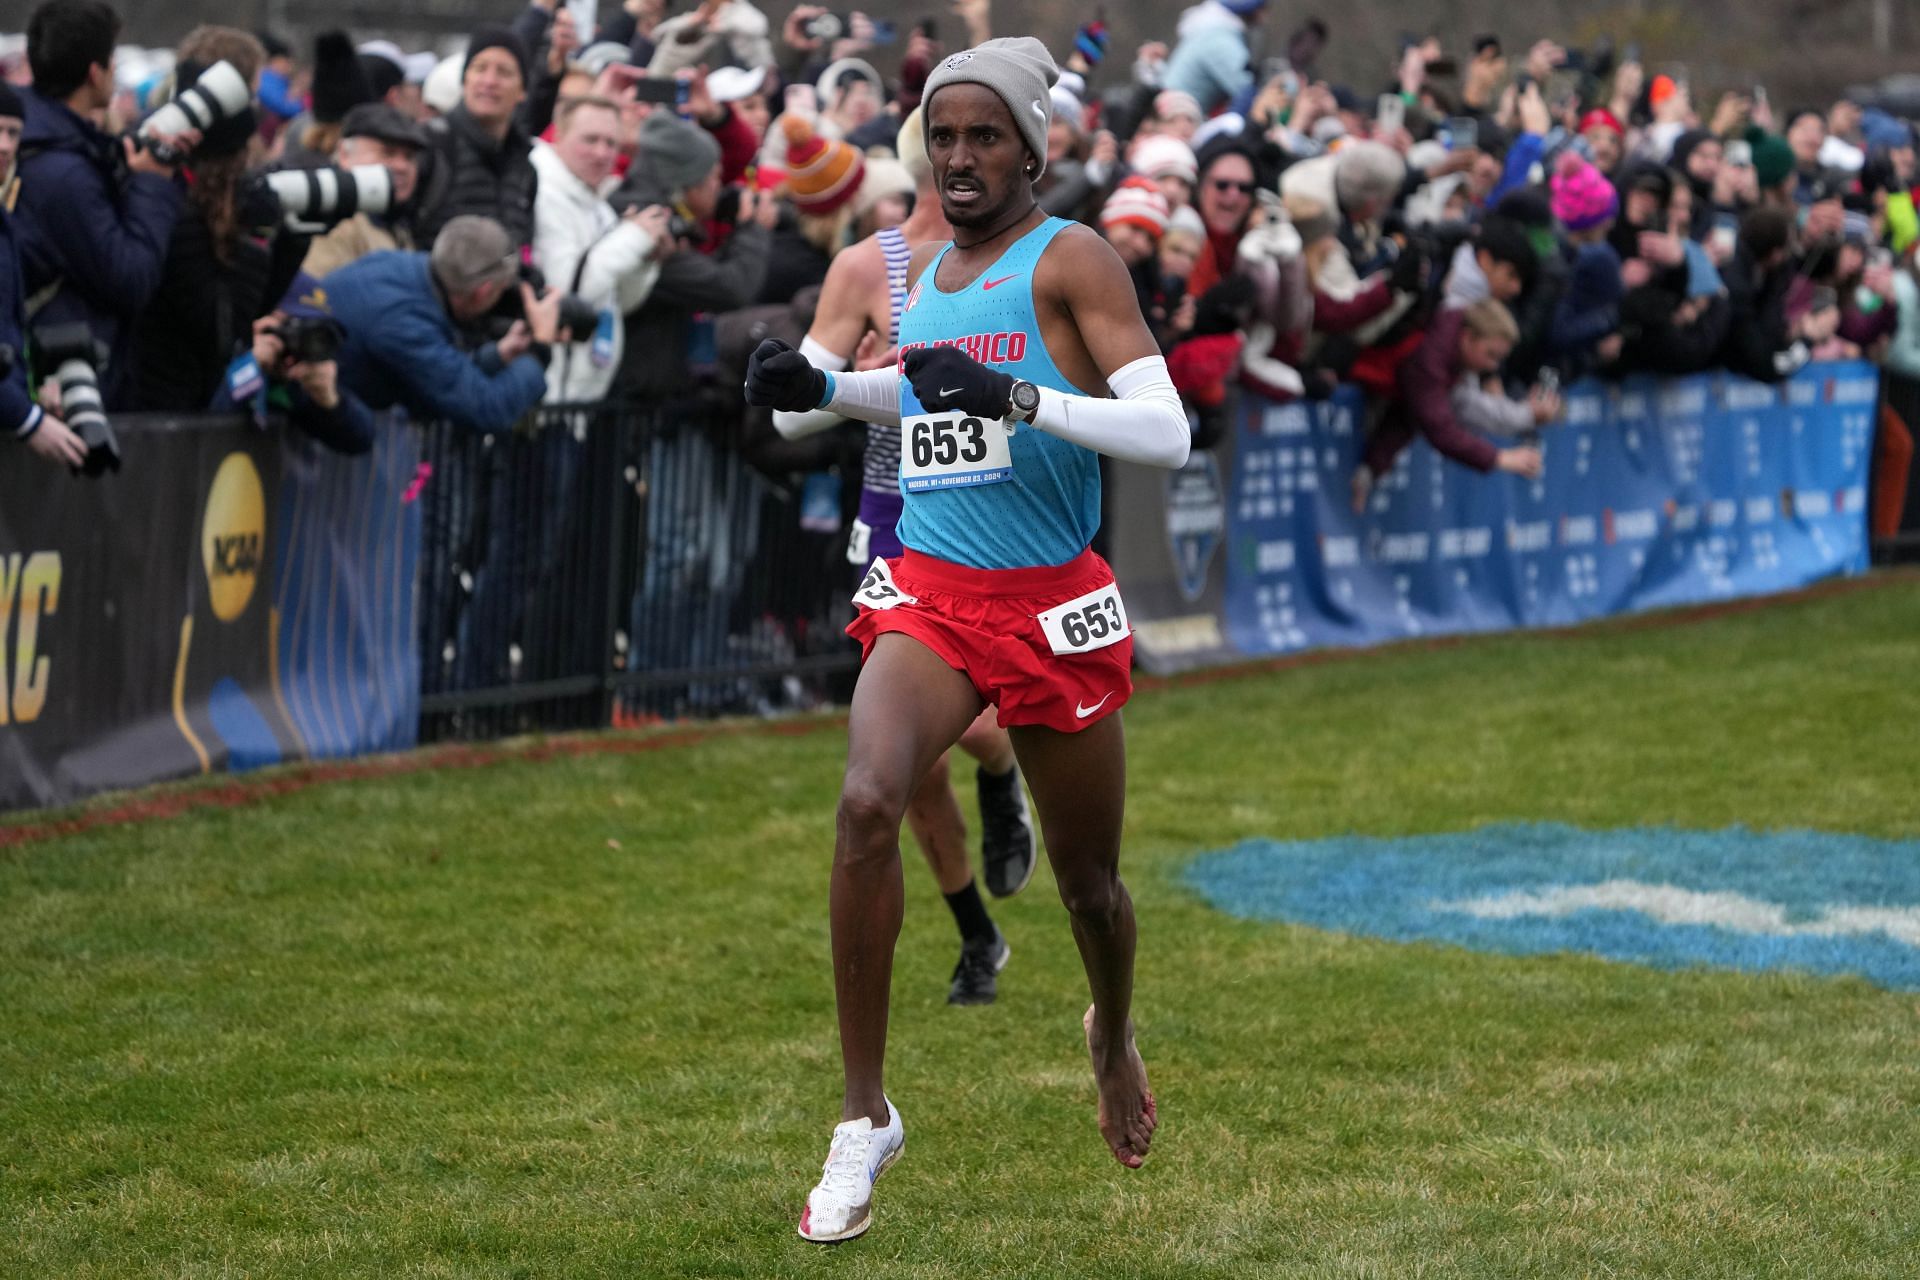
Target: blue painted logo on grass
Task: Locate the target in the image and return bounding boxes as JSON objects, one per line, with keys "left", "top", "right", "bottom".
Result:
{"left": 1185, "top": 824, "right": 1920, "bottom": 990}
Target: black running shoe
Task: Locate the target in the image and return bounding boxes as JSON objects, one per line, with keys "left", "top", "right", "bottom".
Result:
{"left": 947, "top": 929, "right": 1010, "bottom": 1006}
{"left": 978, "top": 766, "right": 1036, "bottom": 899}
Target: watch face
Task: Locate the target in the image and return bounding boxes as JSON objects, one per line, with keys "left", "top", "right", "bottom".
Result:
{"left": 1012, "top": 381, "right": 1040, "bottom": 413}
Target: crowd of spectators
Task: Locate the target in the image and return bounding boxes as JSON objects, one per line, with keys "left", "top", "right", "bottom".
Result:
{"left": 2, "top": 0, "right": 1915, "bottom": 530}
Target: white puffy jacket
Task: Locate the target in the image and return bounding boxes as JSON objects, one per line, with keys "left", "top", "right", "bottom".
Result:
{"left": 530, "top": 141, "right": 663, "bottom": 404}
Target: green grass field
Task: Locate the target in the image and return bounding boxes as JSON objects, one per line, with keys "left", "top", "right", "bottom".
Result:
{"left": 5, "top": 577, "right": 1920, "bottom": 1278}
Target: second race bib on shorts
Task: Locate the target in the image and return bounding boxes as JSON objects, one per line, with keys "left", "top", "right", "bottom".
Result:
{"left": 1036, "top": 582, "right": 1130, "bottom": 656}
{"left": 853, "top": 558, "right": 917, "bottom": 611}
{"left": 900, "top": 412, "right": 1014, "bottom": 493}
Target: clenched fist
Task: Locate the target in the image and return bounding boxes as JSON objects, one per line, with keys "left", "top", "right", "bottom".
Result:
{"left": 744, "top": 338, "right": 828, "bottom": 411}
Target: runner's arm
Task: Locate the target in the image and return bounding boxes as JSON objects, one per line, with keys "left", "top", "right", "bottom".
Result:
{"left": 1029, "top": 231, "right": 1190, "bottom": 469}
{"left": 772, "top": 245, "right": 882, "bottom": 438}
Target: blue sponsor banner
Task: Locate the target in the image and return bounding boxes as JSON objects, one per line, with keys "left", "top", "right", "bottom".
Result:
{"left": 1118, "top": 362, "right": 1875, "bottom": 671}
{"left": 1186, "top": 824, "right": 1920, "bottom": 991}
{"left": 271, "top": 417, "right": 422, "bottom": 763}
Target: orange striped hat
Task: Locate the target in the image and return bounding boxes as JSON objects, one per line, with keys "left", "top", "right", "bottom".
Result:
{"left": 781, "top": 114, "right": 864, "bottom": 216}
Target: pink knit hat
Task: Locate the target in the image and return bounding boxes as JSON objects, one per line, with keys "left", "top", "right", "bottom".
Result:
{"left": 1128, "top": 133, "right": 1199, "bottom": 184}
{"left": 1100, "top": 176, "right": 1171, "bottom": 239}
{"left": 1550, "top": 151, "right": 1619, "bottom": 232}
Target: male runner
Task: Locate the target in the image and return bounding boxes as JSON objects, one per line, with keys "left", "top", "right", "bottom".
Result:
{"left": 773, "top": 108, "right": 1037, "bottom": 1008}
{"left": 745, "top": 37, "right": 1190, "bottom": 1243}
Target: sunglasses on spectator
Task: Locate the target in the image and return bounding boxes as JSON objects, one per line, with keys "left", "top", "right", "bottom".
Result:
{"left": 1210, "top": 178, "right": 1257, "bottom": 194}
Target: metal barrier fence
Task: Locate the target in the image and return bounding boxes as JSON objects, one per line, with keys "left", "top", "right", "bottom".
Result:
{"left": 414, "top": 402, "right": 861, "bottom": 742}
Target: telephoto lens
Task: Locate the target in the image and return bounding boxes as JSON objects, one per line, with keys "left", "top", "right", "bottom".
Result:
{"left": 138, "top": 60, "right": 251, "bottom": 163}
{"left": 33, "top": 322, "right": 119, "bottom": 477}
{"left": 263, "top": 165, "right": 394, "bottom": 229}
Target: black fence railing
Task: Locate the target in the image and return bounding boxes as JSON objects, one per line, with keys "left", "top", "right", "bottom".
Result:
{"left": 415, "top": 401, "right": 861, "bottom": 742}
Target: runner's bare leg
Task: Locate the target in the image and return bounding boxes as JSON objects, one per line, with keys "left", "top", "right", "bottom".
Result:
{"left": 1008, "top": 714, "right": 1156, "bottom": 1166}
{"left": 903, "top": 751, "right": 973, "bottom": 893}
{"left": 956, "top": 706, "right": 1017, "bottom": 774}
{"left": 835, "top": 633, "right": 986, "bottom": 1123}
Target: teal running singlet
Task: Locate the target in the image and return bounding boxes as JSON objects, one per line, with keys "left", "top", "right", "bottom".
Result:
{"left": 894, "top": 217, "right": 1101, "bottom": 570}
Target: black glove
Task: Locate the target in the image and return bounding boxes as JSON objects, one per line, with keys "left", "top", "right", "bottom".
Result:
{"left": 901, "top": 345, "right": 1013, "bottom": 419}
{"left": 744, "top": 338, "right": 828, "bottom": 411}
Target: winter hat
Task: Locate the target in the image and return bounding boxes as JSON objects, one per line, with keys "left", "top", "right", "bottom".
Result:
{"left": 1752, "top": 134, "right": 1795, "bottom": 188}
{"left": 1050, "top": 83, "right": 1084, "bottom": 132}
{"left": 855, "top": 154, "right": 915, "bottom": 219}
{"left": 464, "top": 26, "right": 530, "bottom": 87}
{"left": 1550, "top": 151, "right": 1619, "bottom": 231}
{"left": 312, "top": 31, "right": 375, "bottom": 125}
{"left": 578, "top": 41, "right": 635, "bottom": 76}
{"left": 640, "top": 110, "right": 722, "bottom": 193}
{"left": 423, "top": 54, "right": 463, "bottom": 115}
{"left": 896, "top": 106, "right": 931, "bottom": 184}
{"left": 1669, "top": 129, "right": 1715, "bottom": 173}
{"left": 782, "top": 114, "right": 864, "bottom": 214}
{"left": 359, "top": 52, "right": 404, "bottom": 101}
{"left": 1129, "top": 134, "right": 1198, "bottom": 184}
{"left": 707, "top": 64, "right": 766, "bottom": 104}
{"left": 1578, "top": 108, "right": 1625, "bottom": 138}
{"left": 1154, "top": 89, "right": 1204, "bottom": 125}
{"left": 1100, "top": 176, "right": 1170, "bottom": 239}
{"left": 922, "top": 38, "right": 1061, "bottom": 178}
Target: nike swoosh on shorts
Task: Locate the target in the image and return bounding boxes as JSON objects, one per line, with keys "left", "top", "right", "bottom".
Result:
{"left": 1075, "top": 692, "right": 1115, "bottom": 719}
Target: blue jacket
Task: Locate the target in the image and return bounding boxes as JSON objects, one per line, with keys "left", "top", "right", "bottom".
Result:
{"left": 320, "top": 250, "right": 546, "bottom": 432}
{"left": 1551, "top": 241, "right": 1624, "bottom": 359}
{"left": 13, "top": 88, "right": 184, "bottom": 408}
{"left": 1162, "top": 7, "right": 1253, "bottom": 115}
{"left": 1, "top": 201, "right": 41, "bottom": 440}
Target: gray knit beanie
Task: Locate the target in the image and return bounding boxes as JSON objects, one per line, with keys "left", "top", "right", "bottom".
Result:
{"left": 639, "top": 111, "right": 722, "bottom": 194}
{"left": 921, "top": 38, "right": 1061, "bottom": 178}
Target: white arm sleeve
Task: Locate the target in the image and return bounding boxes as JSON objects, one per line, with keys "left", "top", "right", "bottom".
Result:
{"left": 770, "top": 338, "right": 850, "bottom": 440}
{"left": 1028, "top": 355, "right": 1191, "bottom": 469}
{"left": 822, "top": 366, "right": 901, "bottom": 427}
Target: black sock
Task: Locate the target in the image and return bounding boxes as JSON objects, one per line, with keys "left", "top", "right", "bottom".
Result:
{"left": 944, "top": 878, "right": 997, "bottom": 946}
{"left": 977, "top": 762, "right": 1017, "bottom": 788}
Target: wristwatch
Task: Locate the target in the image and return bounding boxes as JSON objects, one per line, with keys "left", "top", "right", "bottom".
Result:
{"left": 1007, "top": 379, "right": 1041, "bottom": 424}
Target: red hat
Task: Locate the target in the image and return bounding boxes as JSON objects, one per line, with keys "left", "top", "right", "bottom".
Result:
{"left": 1579, "top": 108, "right": 1625, "bottom": 138}
{"left": 1099, "top": 176, "right": 1171, "bottom": 240}
{"left": 780, "top": 114, "right": 864, "bottom": 216}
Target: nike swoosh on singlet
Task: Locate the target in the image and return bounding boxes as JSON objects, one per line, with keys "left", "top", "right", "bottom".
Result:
{"left": 981, "top": 275, "right": 1021, "bottom": 291}
{"left": 1075, "top": 692, "right": 1115, "bottom": 719}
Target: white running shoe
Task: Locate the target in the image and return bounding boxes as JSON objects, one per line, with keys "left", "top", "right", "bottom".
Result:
{"left": 797, "top": 1097, "right": 904, "bottom": 1243}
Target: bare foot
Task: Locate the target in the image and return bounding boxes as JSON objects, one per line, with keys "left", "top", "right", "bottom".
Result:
{"left": 1083, "top": 1004, "right": 1157, "bottom": 1168}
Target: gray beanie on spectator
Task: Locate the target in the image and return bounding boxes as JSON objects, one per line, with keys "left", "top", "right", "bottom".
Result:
{"left": 639, "top": 112, "right": 721, "bottom": 194}
{"left": 921, "top": 38, "right": 1061, "bottom": 178}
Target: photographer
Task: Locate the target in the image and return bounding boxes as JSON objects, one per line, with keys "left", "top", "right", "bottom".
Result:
{"left": 1, "top": 81, "right": 86, "bottom": 468}
{"left": 609, "top": 110, "right": 775, "bottom": 404}
{"left": 209, "top": 280, "right": 375, "bottom": 455}
{"left": 302, "top": 104, "right": 430, "bottom": 279}
{"left": 321, "top": 214, "right": 557, "bottom": 433}
{"left": 15, "top": 0, "right": 196, "bottom": 409}
{"left": 134, "top": 26, "right": 313, "bottom": 412}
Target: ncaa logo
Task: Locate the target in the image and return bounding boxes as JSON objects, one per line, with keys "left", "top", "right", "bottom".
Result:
{"left": 1188, "top": 824, "right": 1920, "bottom": 991}
{"left": 201, "top": 451, "right": 265, "bottom": 623}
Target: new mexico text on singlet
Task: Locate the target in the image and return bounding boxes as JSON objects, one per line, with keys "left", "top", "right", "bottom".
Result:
{"left": 894, "top": 217, "right": 1102, "bottom": 571}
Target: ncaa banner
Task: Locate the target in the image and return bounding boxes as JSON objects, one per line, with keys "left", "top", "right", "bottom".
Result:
{"left": 0, "top": 415, "right": 422, "bottom": 812}
{"left": 1112, "top": 362, "right": 1875, "bottom": 674}
{"left": 0, "top": 415, "right": 297, "bottom": 809}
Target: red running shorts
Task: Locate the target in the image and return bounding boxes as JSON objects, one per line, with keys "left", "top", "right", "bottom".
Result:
{"left": 845, "top": 546, "right": 1134, "bottom": 734}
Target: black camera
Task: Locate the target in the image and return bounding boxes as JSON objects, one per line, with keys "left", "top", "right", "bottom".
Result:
{"left": 492, "top": 264, "right": 598, "bottom": 342}
{"left": 32, "top": 322, "right": 118, "bottom": 476}
{"left": 265, "top": 316, "right": 345, "bottom": 365}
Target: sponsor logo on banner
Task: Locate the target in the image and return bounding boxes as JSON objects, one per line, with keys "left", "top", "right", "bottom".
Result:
{"left": 202, "top": 453, "right": 266, "bottom": 623}
{"left": 1165, "top": 452, "right": 1225, "bottom": 601}
{"left": 0, "top": 551, "right": 61, "bottom": 725}
{"left": 1186, "top": 824, "right": 1920, "bottom": 991}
